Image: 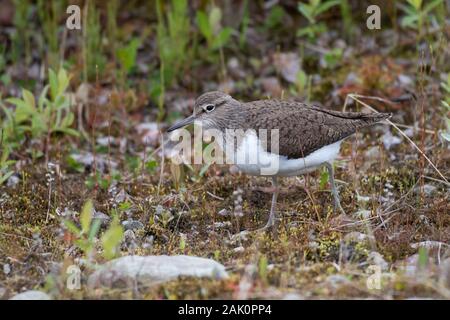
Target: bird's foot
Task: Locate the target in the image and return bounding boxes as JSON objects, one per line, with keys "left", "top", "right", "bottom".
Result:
{"left": 253, "top": 211, "right": 278, "bottom": 233}
{"left": 333, "top": 200, "right": 346, "bottom": 216}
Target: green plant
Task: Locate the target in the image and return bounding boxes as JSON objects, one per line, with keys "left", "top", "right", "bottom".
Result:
{"left": 37, "top": 0, "right": 64, "bottom": 69}
{"left": 83, "top": 1, "right": 106, "bottom": 81}
{"left": 116, "top": 38, "right": 140, "bottom": 85}
{"left": 101, "top": 210, "right": 124, "bottom": 260}
{"left": 156, "top": 0, "right": 191, "bottom": 85}
{"left": 64, "top": 200, "right": 124, "bottom": 261}
{"left": 339, "top": 0, "right": 353, "bottom": 38}
{"left": 1, "top": 68, "right": 78, "bottom": 164}
{"left": 292, "top": 69, "right": 311, "bottom": 101}
{"left": 440, "top": 73, "right": 450, "bottom": 142}
{"left": 0, "top": 140, "right": 15, "bottom": 185}
{"left": 85, "top": 171, "right": 121, "bottom": 190}
{"left": 107, "top": 0, "right": 119, "bottom": 60}
{"left": 5, "top": 69, "right": 78, "bottom": 141}
{"left": 258, "top": 255, "right": 268, "bottom": 284}
{"left": 264, "top": 5, "right": 286, "bottom": 31}
{"left": 323, "top": 47, "right": 343, "bottom": 69}
{"left": 399, "top": 0, "right": 444, "bottom": 37}
{"left": 297, "top": 0, "right": 340, "bottom": 39}
{"left": 64, "top": 200, "right": 101, "bottom": 260}
{"left": 239, "top": 0, "right": 250, "bottom": 48}
{"left": 12, "top": 0, "right": 31, "bottom": 64}
{"left": 196, "top": 6, "right": 233, "bottom": 54}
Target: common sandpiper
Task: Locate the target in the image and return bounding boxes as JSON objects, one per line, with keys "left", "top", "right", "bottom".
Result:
{"left": 167, "top": 91, "right": 391, "bottom": 230}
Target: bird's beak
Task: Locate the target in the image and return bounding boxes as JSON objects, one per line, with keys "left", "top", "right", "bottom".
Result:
{"left": 167, "top": 115, "right": 195, "bottom": 132}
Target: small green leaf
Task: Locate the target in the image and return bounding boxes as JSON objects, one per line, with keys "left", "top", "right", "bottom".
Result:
{"left": 64, "top": 220, "right": 81, "bottom": 236}
{"left": 212, "top": 27, "right": 232, "bottom": 49}
{"left": 401, "top": 15, "right": 419, "bottom": 28}
{"left": 407, "top": 0, "right": 422, "bottom": 10}
{"left": 38, "top": 85, "right": 50, "bottom": 111}
{"left": 418, "top": 246, "right": 428, "bottom": 269}
{"left": 146, "top": 159, "right": 158, "bottom": 173}
{"left": 49, "top": 69, "right": 58, "bottom": 100}
{"left": 319, "top": 167, "right": 329, "bottom": 190}
{"left": 423, "top": 0, "right": 443, "bottom": 14}
{"left": 258, "top": 255, "right": 268, "bottom": 282}
{"left": 80, "top": 200, "right": 93, "bottom": 234}
{"left": 196, "top": 11, "right": 212, "bottom": 41}
{"left": 0, "top": 170, "right": 14, "bottom": 185}
{"left": 208, "top": 6, "right": 222, "bottom": 33}
{"left": 117, "top": 38, "right": 140, "bottom": 75}
{"left": 88, "top": 218, "right": 102, "bottom": 242}
{"left": 55, "top": 127, "right": 79, "bottom": 137}
{"left": 101, "top": 222, "right": 124, "bottom": 260}
{"left": 57, "top": 69, "right": 70, "bottom": 96}
{"left": 22, "top": 89, "right": 35, "bottom": 109}
{"left": 316, "top": 0, "right": 340, "bottom": 16}
{"left": 199, "top": 163, "right": 211, "bottom": 177}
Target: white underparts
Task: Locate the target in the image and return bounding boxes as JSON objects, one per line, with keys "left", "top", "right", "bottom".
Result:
{"left": 228, "top": 131, "right": 342, "bottom": 176}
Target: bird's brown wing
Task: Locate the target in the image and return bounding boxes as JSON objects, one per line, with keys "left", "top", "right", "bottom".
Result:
{"left": 243, "top": 100, "right": 390, "bottom": 159}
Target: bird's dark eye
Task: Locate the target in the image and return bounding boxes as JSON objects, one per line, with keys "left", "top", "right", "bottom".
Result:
{"left": 204, "top": 104, "right": 215, "bottom": 112}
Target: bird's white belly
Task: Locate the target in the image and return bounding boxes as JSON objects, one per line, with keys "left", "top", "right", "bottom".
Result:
{"left": 226, "top": 132, "right": 342, "bottom": 177}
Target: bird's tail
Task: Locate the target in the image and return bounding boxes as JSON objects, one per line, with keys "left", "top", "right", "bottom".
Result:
{"left": 359, "top": 112, "right": 392, "bottom": 124}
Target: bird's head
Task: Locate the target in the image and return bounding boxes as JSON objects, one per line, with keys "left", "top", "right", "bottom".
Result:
{"left": 167, "top": 91, "right": 240, "bottom": 132}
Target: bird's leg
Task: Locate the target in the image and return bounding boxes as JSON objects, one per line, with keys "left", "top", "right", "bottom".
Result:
{"left": 259, "top": 176, "right": 279, "bottom": 230}
{"left": 324, "top": 162, "right": 345, "bottom": 215}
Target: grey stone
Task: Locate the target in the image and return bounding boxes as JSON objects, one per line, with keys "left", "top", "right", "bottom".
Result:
{"left": 88, "top": 255, "right": 228, "bottom": 288}
{"left": 122, "top": 220, "right": 144, "bottom": 231}
{"left": 10, "top": 290, "right": 51, "bottom": 300}
{"left": 93, "top": 210, "right": 111, "bottom": 227}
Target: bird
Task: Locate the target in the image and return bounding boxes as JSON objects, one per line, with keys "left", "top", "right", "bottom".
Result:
{"left": 167, "top": 91, "right": 391, "bottom": 230}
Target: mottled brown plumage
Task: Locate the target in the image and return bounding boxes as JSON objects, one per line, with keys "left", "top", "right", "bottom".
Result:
{"left": 240, "top": 99, "right": 391, "bottom": 159}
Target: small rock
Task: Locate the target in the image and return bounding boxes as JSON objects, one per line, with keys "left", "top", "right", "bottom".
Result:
{"left": 398, "top": 74, "right": 413, "bottom": 86}
{"left": 382, "top": 130, "right": 402, "bottom": 150}
{"left": 3, "top": 263, "right": 11, "bottom": 275}
{"left": 123, "top": 230, "right": 138, "bottom": 251}
{"left": 213, "top": 221, "right": 232, "bottom": 229}
{"left": 10, "top": 290, "right": 51, "bottom": 300}
{"left": 353, "top": 209, "right": 371, "bottom": 219}
{"left": 229, "top": 230, "right": 249, "bottom": 245}
{"left": 356, "top": 193, "right": 371, "bottom": 203}
{"left": 344, "top": 232, "right": 374, "bottom": 243}
{"left": 439, "top": 258, "right": 450, "bottom": 287}
{"left": 142, "top": 236, "right": 154, "bottom": 249}
{"left": 136, "top": 122, "right": 160, "bottom": 146}
{"left": 93, "top": 210, "right": 111, "bottom": 227}
{"left": 227, "top": 57, "right": 246, "bottom": 78}
{"left": 233, "top": 246, "right": 245, "bottom": 253}
{"left": 273, "top": 52, "right": 300, "bottom": 83}
{"left": 6, "top": 175, "right": 19, "bottom": 188}
{"left": 70, "top": 152, "right": 117, "bottom": 172}
{"left": 325, "top": 275, "right": 350, "bottom": 289}
{"left": 217, "top": 209, "right": 229, "bottom": 216}
{"left": 261, "top": 77, "right": 282, "bottom": 98}
{"left": 283, "top": 293, "right": 304, "bottom": 300}
{"left": 368, "top": 251, "right": 389, "bottom": 271}
{"left": 411, "top": 241, "right": 448, "bottom": 250}
{"left": 308, "top": 241, "right": 319, "bottom": 250}
{"left": 122, "top": 220, "right": 144, "bottom": 231}
{"left": 113, "top": 188, "right": 130, "bottom": 204}
{"left": 0, "top": 287, "right": 6, "bottom": 298}
{"left": 88, "top": 255, "right": 228, "bottom": 288}
{"left": 416, "top": 184, "right": 437, "bottom": 196}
